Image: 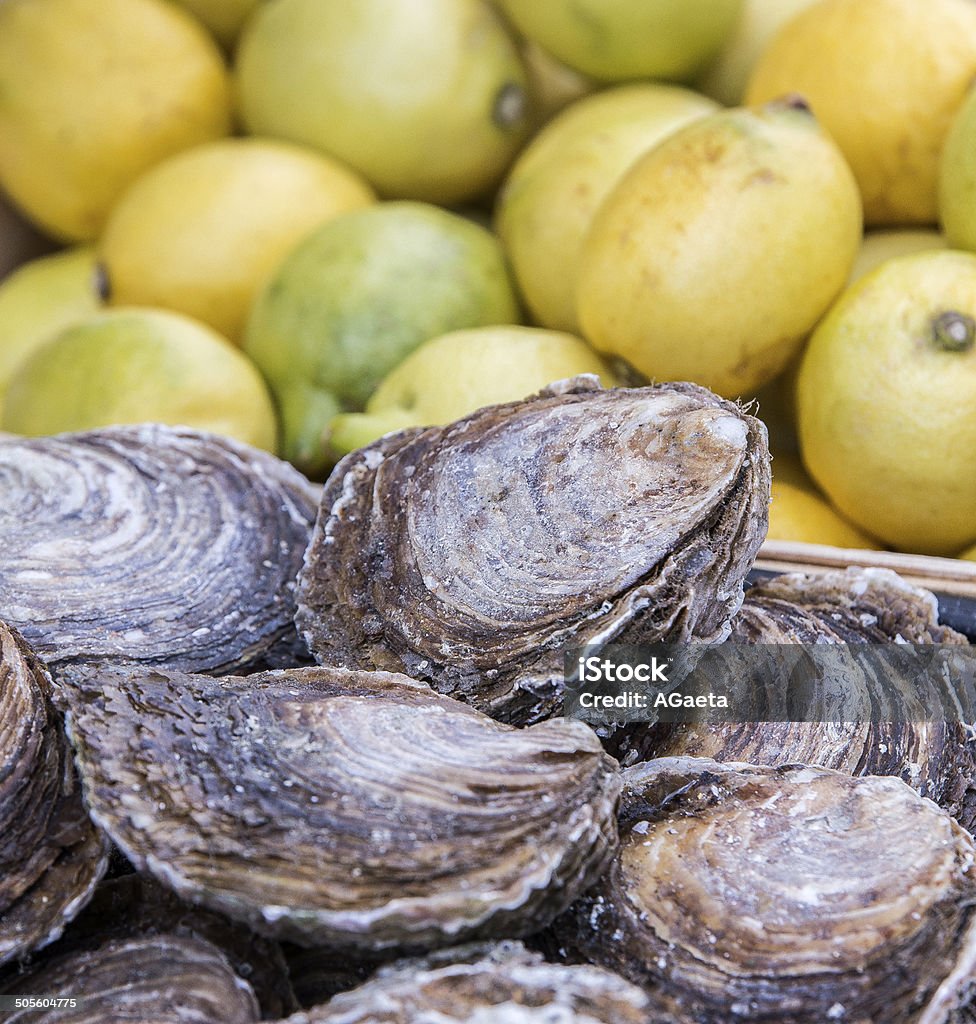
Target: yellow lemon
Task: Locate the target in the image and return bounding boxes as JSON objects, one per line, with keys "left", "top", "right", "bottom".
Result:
{"left": 99, "top": 139, "right": 375, "bottom": 345}
{"left": 2, "top": 308, "right": 277, "bottom": 452}
{"left": 577, "top": 100, "right": 861, "bottom": 400}
{"left": 496, "top": 83, "right": 718, "bottom": 333}
{"left": 0, "top": 0, "right": 231, "bottom": 242}
{"left": 797, "top": 250, "right": 976, "bottom": 556}
{"left": 849, "top": 229, "right": 949, "bottom": 285}
{"left": 960, "top": 543, "right": 976, "bottom": 561}
{"left": 329, "top": 325, "right": 615, "bottom": 455}
{"left": 746, "top": 0, "right": 976, "bottom": 226}
{"left": 235, "top": 0, "right": 529, "bottom": 205}
{"left": 171, "top": 0, "right": 261, "bottom": 48}
{"left": 0, "top": 246, "right": 102, "bottom": 418}
{"left": 496, "top": 0, "right": 743, "bottom": 83}
{"left": 939, "top": 83, "right": 976, "bottom": 252}
{"left": 767, "top": 479, "right": 882, "bottom": 550}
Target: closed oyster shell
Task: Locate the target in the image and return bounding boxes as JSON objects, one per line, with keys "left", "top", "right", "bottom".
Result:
{"left": 276, "top": 941, "right": 657, "bottom": 1024}
{"left": 56, "top": 662, "right": 620, "bottom": 953}
{"left": 0, "top": 425, "right": 319, "bottom": 673}
{"left": 0, "top": 934, "right": 260, "bottom": 1023}
{"left": 549, "top": 757, "right": 976, "bottom": 1024}
{"left": 0, "top": 622, "right": 108, "bottom": 967}
{"left": 297, "top": 377, "right": 770, "bottom": 724}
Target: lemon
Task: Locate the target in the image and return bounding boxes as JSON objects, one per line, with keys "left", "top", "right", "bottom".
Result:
{"left": 244, "top": 202, "right": 519, "bottom": 477}
{"left": 235, "top": 0, "right": 529, "bottom": 205}
{"left": 171, "top": 0, "right": 261, "bottom": 48}
{"left": 0, "top": 246, "right": 102, "bottom": 418}
{"left": 99, "top": 139, "right": 375, "bottom": 346}
{"left": 746, "top": 0, "right": 976, "bottom": 226}
{"left": 496, "top": 0, "right": 743, "bottom": 83}
{"left": 0, "top": 0, "right": 231, "bottom": 242}
{"left": 849, "top": 229, "right": 949, "bottom": 285}
{"left": 960, "top": 543, "right": 976, "bottom": 562}
{"left": 796, "top": 251, "right": 976, "bottom": 556}
{"left": 939, "top": 84, "right": 976, "bottom": 252}
{"left": 2, "top": 308, "right": 277, "bottom": 452}
{"left": 329, "top": 325, "right": 615, "bottom": 455}
{"left": 496, "top": 83, "right": 718, "bottom": 333}
{"left": 577, "top": 100, "right": 861, "bottom": 400}
{"left": 767, "top": 480, "right": 882, "bottom": 550}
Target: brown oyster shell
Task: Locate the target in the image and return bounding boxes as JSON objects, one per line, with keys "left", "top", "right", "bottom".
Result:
{"left": 296, "top": 377, "right": 770, "bottom": 724}
{"left": 0, "top": 622, "right": 108, "bottom": 967}
{"left": 56, "top": 661, "right": 620, "bottom": 954}
{"left": 0, "top": 425, "right": 319, "bottom": 673}
{"left": 608, "top": 568, "right": 976, "bottom": 829}
{"left": 0, "top": 933, "right": 260, "bottom": 1023}
{"left": 276, "top": 941, "right": 657, "bottom": 1024}
{"left": 549, "top": 757, "right": 976, "bottom": 1024}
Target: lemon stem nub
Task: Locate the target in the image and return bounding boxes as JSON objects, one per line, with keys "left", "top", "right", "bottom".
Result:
{"left": 932, "top": 311, "right": 975, "bottom": 352}
{"left": 493, "top": 83, "right": 526, "bottom": 130}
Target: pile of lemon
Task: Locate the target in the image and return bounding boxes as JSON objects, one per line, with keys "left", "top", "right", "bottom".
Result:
{"left": 2, "top": 0, "right": 976, "bottom": 561}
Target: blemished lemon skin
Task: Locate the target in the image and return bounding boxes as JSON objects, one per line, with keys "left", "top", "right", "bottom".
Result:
{"left": 797, "top": 251, "right": 976, "bottom": 556}
{"left": 2, "top": 308, "right": 278, "bottom": 453}
{"left": 234, "top": 0, "right": 530, "bottom": 206}
{"left": 767, "top": 479, "right": 883, "bottom": 550}
{"left": 496, "top": 83, "right": 718, "bottom": 334}
{"left": 328, "top": 325, "right": 616, "bottom": 454}
{"left": 99, "top": 139, "right": 375, "bottom": 345}
{"left": 496, "top": 0, "right": 744, "bottom": 83}
{"left": 576, "top": 101, "right": 862, "bottom": 401}
{"left": 0, "top": 0, "right": 231, "bottom": 242}
{"left": 746, "top": 0, "right": 976, "bottom": 226}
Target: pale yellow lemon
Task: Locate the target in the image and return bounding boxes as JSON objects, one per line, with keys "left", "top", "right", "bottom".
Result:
{"left": 849, "top": 229, "right": 949, "bottom": 285}
{"left": 767, "top": 480, "right": 882, "bottom": 550}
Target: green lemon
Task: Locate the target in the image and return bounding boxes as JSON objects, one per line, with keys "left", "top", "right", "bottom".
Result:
{"left": 244, "top": 201, "right": 519, "bottom": 477}
{"left": 3, "top": 308, "right": 277, "bottom": 452}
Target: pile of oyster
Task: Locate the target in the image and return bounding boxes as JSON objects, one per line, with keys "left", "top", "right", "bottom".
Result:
{"left": 1, "top": 378, "right": 975, "bottom": 1023}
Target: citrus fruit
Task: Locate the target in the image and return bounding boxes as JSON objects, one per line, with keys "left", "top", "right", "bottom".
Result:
{"left": 328, "top": 325, "right": 616, "bottom": 455}
{"left": 99, "top": 138, "right": 375, "bottom": 345}
{"left": 849, "top": 230, "right": 948, "bottom": 285}
{"left": 767, "top": 479, "right": 882, "bottom": 550}
{"left": 235, "top": 0, "right": 529, "bottom": 205}
{"left": 745, "top": 0, "right": 976, "bottom": 226}
{"left": 171, "top": 0, "right": 261, "bottom": 48}
{"left": 496, "top": 83, "right": 718, "bottom": 333}
{"left": 796, "top": 250, "right": 976, "bottom": 556}
{"left": 2, "top": 308, "right": 277, "bottom": 452}
{"left": 960, "top": 543, "right": 976, "bottom": 562}
{"left": 0, "top": 246, "right": 102, "bottom": 417}
{"left": 496, "top": 0, "right": 743, "bottom": 82}
{"left": 939, "top": 84, "right": 976, "bottom": 252}
{"left": 244, "top": 201, "right": 519, "bottom": 477}
{"left": 0, "top": 0, "right": 231, "bottom": 241}
{"left": 577, "top": 99, "right": 861, "bottom": 400}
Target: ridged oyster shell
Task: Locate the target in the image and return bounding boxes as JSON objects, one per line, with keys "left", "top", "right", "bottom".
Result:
{"left": 297, "top": 377, "right": 770, "bottom": 723}
{"left": 0, "top": 425, "right": 319, "bottom": 673}
{"left": 549, "top": 757, "right": 976, "bottom": 1024}
{"left": 0, "top": 622, "right": 108, "bottom": 967}
{"left": 56, "top": 662, "right": 620, "bottom": 953}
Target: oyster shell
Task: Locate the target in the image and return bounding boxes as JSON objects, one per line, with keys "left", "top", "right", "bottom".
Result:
{"left": 549, "top": 757, "right": 976, "bottom": 1024}
{"left": 297, "top": 377, "right": 770, "bottom": 723}
{"left": 0, "top": 622, "right": 108, "bottom": 967}
{"left": 0, "top": 425, "right": 319, "bottom": 673}
{"left": 56, "top": 661, "right": 620, "bottom": 953}
{"left": 0, "top": 933, "right": 260, "bottom": 1023}
{"left": 276, "top": 941, "right": 656, "bottom": 1024}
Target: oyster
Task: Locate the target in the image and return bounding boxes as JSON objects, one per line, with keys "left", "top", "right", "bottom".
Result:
{"left": 276, "top": 941, "right": 656, "bottom": 1024}
{"left": 0, "top": 621, "right": 108, "bottom": 967}
{"left": 0, "top": 425, "right": 319, "bottom": 673}
{"left": 56, "top": 661, "right": 620, "bottom": 953}
{"left": 297, "top": 377, "right": 770, "bottom": 723}
{"left": 0, "top": 933, "right": 260, "bottom": 1023}
{"left": 549, "top": 757, "right": 976, "bottom": 1024}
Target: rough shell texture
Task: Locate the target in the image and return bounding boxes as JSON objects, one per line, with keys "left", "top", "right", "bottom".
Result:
{"left": 297, "top": 377, "right": 770, "bottom": 724}
{"left": 56, "top": 662, "right": 621, "bottom": 953}
{"left": 0, "top": 933, "right": 260, "bottom": 1023}
{"left": 0, "top": 425, "right": 320, "bottom": 673}
{"left": 276, "top": 941, "right": 657, "bottom": 1024}
{"left": 608, "top": 568, "right": 976, "bottom": 830}
{"left": 549, "top": 757, "right": 976, "bottom": 1024}
{"left": 0, "top": 622, "right": 108, "bottom": 967}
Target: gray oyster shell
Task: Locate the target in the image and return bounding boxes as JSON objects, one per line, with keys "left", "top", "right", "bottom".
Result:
{"left": 0, "top": 425, "right": 319, "bottom": 673}
{"left": 56, "top": 662, "right": 620, "bottom": 954}
{"left": 0, "top": 622, "right": 109, "bottom": 967}
{"left": 549, "top": 757, "right": 976, "bottom": 1024}
{"left": 296, "top": 377, "right": 770, "bottom": 724}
